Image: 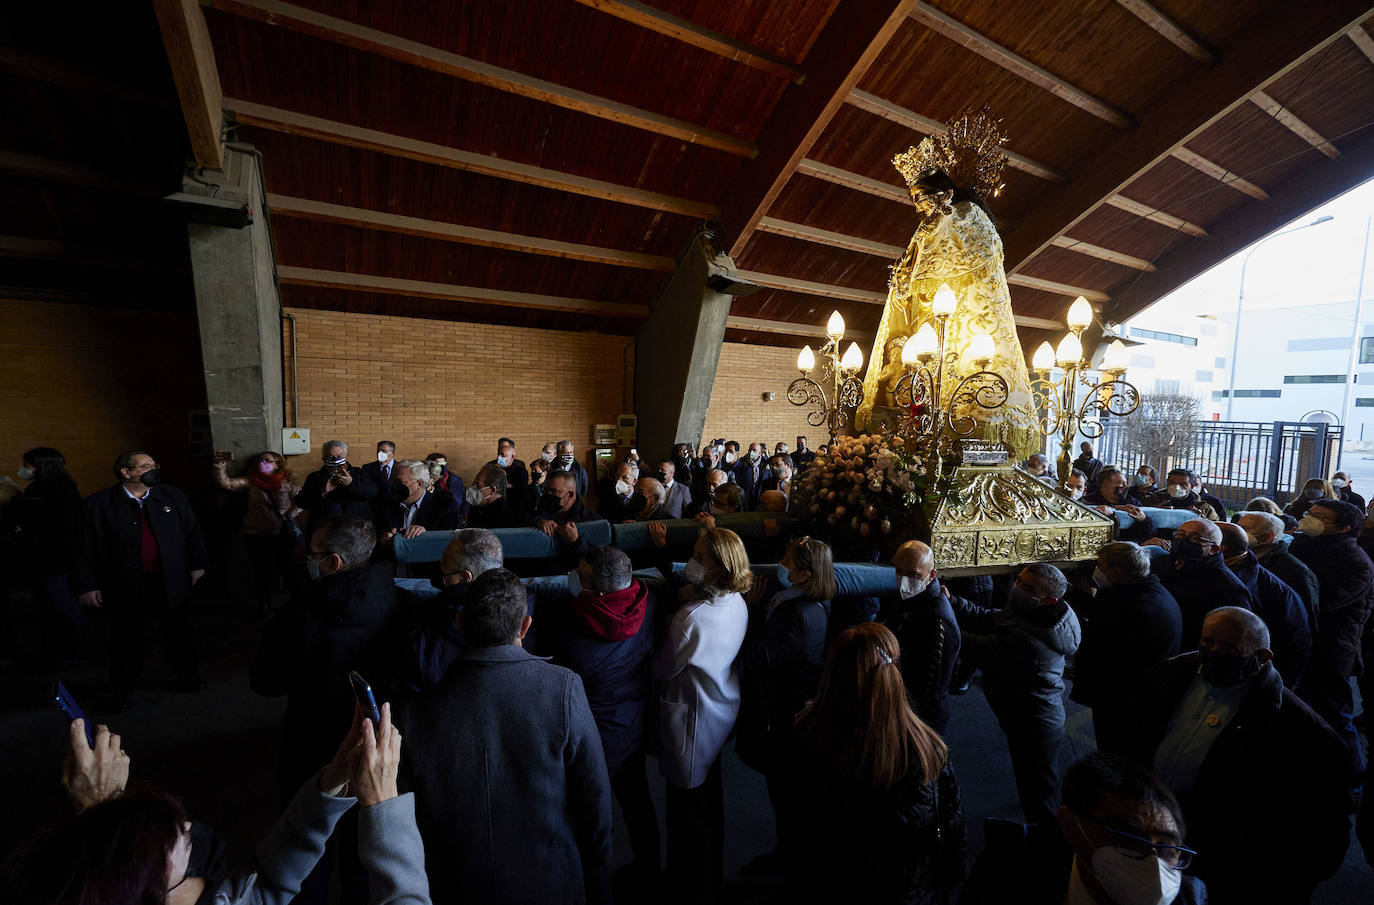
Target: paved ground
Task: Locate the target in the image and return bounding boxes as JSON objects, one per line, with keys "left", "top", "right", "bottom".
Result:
{"left": 2, "top": 591, "right": 1369, "bottom": 902}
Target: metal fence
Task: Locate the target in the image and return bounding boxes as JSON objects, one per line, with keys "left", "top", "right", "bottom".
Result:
{"left": 1092, "top": 419, "right": 1343, "bottom": 513}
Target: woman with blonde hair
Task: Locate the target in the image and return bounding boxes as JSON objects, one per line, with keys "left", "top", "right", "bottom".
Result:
{"left": 654, "top": 526, "right": 751, "bottom": 903}
{"left": 785, "top": 622, "right": 966, "bottom": 903}
{"left": 1283, "top": 477, "right": 1336, "bottom": 521}
{"left": 212, "top": 450, "right": 301, "bottom": 616}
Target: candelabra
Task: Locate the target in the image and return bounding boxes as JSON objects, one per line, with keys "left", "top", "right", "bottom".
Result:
{"left": 892, "top": 283, "right": 1010, "bottom": 482}
{"left": 791, "top": 311, "right": 865, "bottom": 444}
{"left": 1030, "top": 296, "right": 1140, "bottom": 487}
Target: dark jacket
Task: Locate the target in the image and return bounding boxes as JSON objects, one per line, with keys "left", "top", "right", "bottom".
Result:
{"left": 294, "top": 466, "right": 379, "bottom": 534}
{"left": 488, "top": 457, "right": 530, "bottom": 517}
{"left": 372, "top": 489, "right": 461, "bottom": 536}
{"left": 1198, "top": 489, "right": 1226, "bottom": 520}
{"left": 466, "top": 495, "right": 526, "bottom": 530}
{"left": 1227, "top": 552, "right": 1313, "bottom": 687}
{"left": 1160, "top": 553, "right": 1254, "bottom": 650}
{"left": 1071, "top": 453, "right": 1102, "bottom": 484}
{"left": 532, "top": 497, "right": 599, "bottom": 528}
{"left": 594, "top": 478, "right": 634, "bottom": 522}
{"left": 878, "top": 579, "right": 961, "bottom": 735}
{"left": 359, "top": 458, "right": 398, "bottom": 495}
{"left": 731, "top": 457, "right": 767, "bottom": 509}
{"left": 547, "top": 581, "right": 656, "bottom": 774}
{"left": 951, "top": 594, "right": 1080, "bottom": 733}
{"left": 1143, "top": 490, "right": 1219, "bottom": 521}
{"left": 1256, "top": 544, "right": 1321, "bottom": 633}
{"left": 552, "top": 459, "right": 590, "bottom": 498}
{"left": 430, "top": 470, "right": 469, "bottom": 524}
{"left": 738, "top": 587, "right": 831, "bottom": 771}
{"left": 72, "top": 483, "right": 207, "bottom": 606}
{"left": 401, "top": 645, "right": 614, "bottom": 905}
{"left": 792, "top": 448, "right": 817, "bottom": 471}
{"left": 1131, "top": 653, "right": 1353, "bottom": 902}
{"left": 1080, "top": 492, "right": 1155, "bottom": 543}
{"left": 250, "top": 560, "right": 399, "bottom": 789}
{"left": 4, "top": 480, "right": 83, "bottom": 577}
{"left": 660, "top": 480, "right": 692, "bottom": 519}
{"left": 391, "top": 581, "right": 540, "bottom": 695}
{"left": 1070, "top": 574, "right": 1181, "bottom": 709}
{"left": 1291, "top": 532, "right": 1374, "bottom": 676}
{"left": 1339, "top": 486, "right": 1366, "bottom": 511}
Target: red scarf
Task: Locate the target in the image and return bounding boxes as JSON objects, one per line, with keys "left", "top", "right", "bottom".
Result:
{"left": 571, "top": 581, "right": 648, "bottom": 641}
{"left": 250, "top": 470, "right": 287, "bottom": 492}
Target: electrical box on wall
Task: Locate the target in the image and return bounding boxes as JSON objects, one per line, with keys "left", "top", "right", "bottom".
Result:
{"left": 282, "top": 427, "right": 311, "bottom": 455}
{"left": 617, "top": 413, "right": 637, "bottom": 445}
{"left": 594, "top": 423, "right": 617, "bottom": 445}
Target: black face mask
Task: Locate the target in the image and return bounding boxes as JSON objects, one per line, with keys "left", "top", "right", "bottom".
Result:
{"left": 1170, "top": 537, "right": 1208, "bottom": 565}
{"left": 628, "top": 492, "right": 649, "bottom": 514}
{"left": 657, "top": 471, "right": 671, "bottom": 484}
{"left": 1198, "top": 647, "right": 1262, "bottom": 687}
{"left": 390, "top": 482, "right": 411, "bottom": 502}
{"left": 137, "top": 468, "right": 161, "bottom": 487}
{"left": 537, "top": 494, "right": 564, "bottom": 514}
{"left": 430, "top": 573, "right": 465, "bottom": 593}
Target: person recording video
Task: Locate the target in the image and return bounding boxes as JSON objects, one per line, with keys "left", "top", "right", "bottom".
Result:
{"left": 295, "top": 441, "right": 379, "bottom": 536}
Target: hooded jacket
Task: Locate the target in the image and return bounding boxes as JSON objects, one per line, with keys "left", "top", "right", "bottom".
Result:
{"left": 1226, "top": 551, "right": 1313, "bottom": 687}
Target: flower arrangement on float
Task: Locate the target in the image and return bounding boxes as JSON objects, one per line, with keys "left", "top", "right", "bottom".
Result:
{"left": 791, "top": 431, "right": 956, "bottom": 561}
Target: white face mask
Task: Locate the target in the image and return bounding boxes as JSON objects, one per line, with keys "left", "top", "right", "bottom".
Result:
{"left": 724, "top": 451, "right": 736, "bottom": 464}
{"left": 1086, "top": 846, "right": 1182, "bottom": 905}
{"left": 465, "top": 486, "right": 484, "bottom": 506}
{"left": 540, "top": 450, "right": 554, "bottom": 462}
{"left": 17, "top": 465, "right": 34, "bottom": 481}
{"left": 614, "top": 479, "right": 632, "bottom": 496}
{"left": 377, "top": 451, "right": 391, "bottom": 464}
{"left": 1331, "top": 478, "right": 1348, "bottom": 489}
{"left": 747, "top": 450, "right": 760, "bottom": 462}
{"left": 683, "top": 557, "right": 708, "bottom": 586}
{"left": 497, "top": 455, "right": 512, "bottom": 467}
{"left": 1069, "top": 487, "right": 1084, "bottom": 501}
{"left": 1166, "top": 484, "right": 1188, "bottom": 499}
{"left": 1298, "top": 515, "right": 1325, "bottom": 536}
{"left": 898, "top": 574, "right": 929, "bottom": 600}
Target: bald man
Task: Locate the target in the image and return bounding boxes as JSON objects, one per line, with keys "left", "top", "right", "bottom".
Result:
{"left": 1134, "top": 607, "right": 1353, "bottom": 904}
{"left": 1217, "top": 522, "right": 1312, "bottom": 687}
{"left": 878, "top": 540, "right": 961, "bottom": 734}
{"left": 1160, "top": 518, "right": 1253, "bottom": 650}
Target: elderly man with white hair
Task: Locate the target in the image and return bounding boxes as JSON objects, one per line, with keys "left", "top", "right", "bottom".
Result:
{"left": 621, "top": 476, "right": 671, "bottom": 522}
{"left": 1132, "top": 606, "right": 1353, "bottom": 905}
{"left": 1159, "top": 518, "right": 1253, "bottom": 650}
{"left": 1234, "top": 510, "right": 1319, "bottom": 631}
{"left": 373, "top": 459, "right": 460, "bottom": 540}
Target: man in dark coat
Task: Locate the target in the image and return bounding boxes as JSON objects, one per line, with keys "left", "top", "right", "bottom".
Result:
{"left": 295, "top": 440, "right": 379, "bottom": 535}
{"left": 532, "top": 472, "right": 599, "bottom": 571}
{"left": 791, "top": 435, "right": 816, "bottom": 472}
{"left": 424, "top": 452, "right": 469, "bottom": 525}
{"left": 1145, "top": 470, "right": 1220, "bottom": 521}
{"left": 1291, "top": 498, "right": 1374, "bottom": 778}
{"left": 951, "top": 563, "right": 1080, "bottom": 824}
{"left": 1070, "top": 441, "right": 1102, "bottom": 485}
{"left": 1188, "top": 473, "right": 1226, "bottom": 522}
{"left": 465, "top": 463, "right": 526, "bottom": 529}
{"left": 1235, "top": 511, "right": 1320, "bottom": 632}
{"left": 486, "top": 437, "right": 530, "bottom": 519}
{"left": 1069, "top": 541, "right": 1181, "bottom": 758}
{"left": 371, "top": 459, "right": 461, "bottom": 539}
{"left": 401, "top": 568, "right": 614, "bottom": 904}
{"left": 1332, "top": 470, "right": 1365, "bottom": 511}
{"left": 1081, "top": 467, "right": 1155, "bottom": 544}
{"left": 595, "top": 462, "right": 637, "bottom": 522}
{"left": 553, "top": 440, "right": 590, "bottom": 499}
{"left": 546, "top": 547, "right": 659, "bottom": 891}
{"left": 879, "top": 540, "right": 961, "bottom": 735}
{"left": 1218, "top": 522, "right": 1312, "bottom": 687}
{"left": 731, "top": 443, "right": 769, "bottom": 510}
{"left": 1159, "top": 519, "right": 1252, "bottom": 649}
{"left": 358, "top": 440, "right": 397, "bottom": 495}
{"left": 1133, "top": 608, "right": 1353, "bottom": 905}
{"left": 72, "top": 451, "right": 207, "bottom": 704}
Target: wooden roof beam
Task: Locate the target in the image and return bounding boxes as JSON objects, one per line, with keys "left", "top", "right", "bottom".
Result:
{"left": 268, "top": 195, "right": 675, "bottom": 271}
{"left": 1170, "top": 147, "right": 1269, "bottom": 200}
{"left": 795, "top": 157, "right": 909, "bottom": 204}
{"left": 717, "top": 0, "right": 920, "bottom": 258}
{"left": 1250, "top": 90, "right": 1342, "bottom": 159}
{"left": 755, "top": 217, "right": 904, "bottom": 258}
{"left": 224, "top": 99, "right": 718, "bottom": 218}
{"left": 726, "top": 314, "right": 874, "bottom": 340}
{"left": 277, "top": 266, "right": 647, "bottom": 318}
{"left": 845, "top": 89, "right": 1068, "bottom": 181}
{"left": 1006, "top": 274, "right": 1110, "bottom": 303}
{"left": 568, "top": 0, "right": 803, "bottom": 82}
{"left": 1114, "top": 0, "right": 1216, "bottom": 63}
{"left": 1050, "top": 236, "right": 1157, "bottom": 271}
{"left": 1104, "top": 195, "right": 1208, "bottom": 237}
{"left": 153, "top": 0, "right": 224, "bottom": 168}
{"left": 908, "top": 5, "right": 1133, "bottom": 127}
{"left": 1349, "top": 23, "right": 1374, "bottom": 65}
{"left": 1001, "top": 1, "right": 1370, "bottom": 270}
{"left": 206, "top": 0, "right": 755, "bottom": 157}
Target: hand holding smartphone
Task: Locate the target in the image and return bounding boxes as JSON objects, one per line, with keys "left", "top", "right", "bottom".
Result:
{"left": 348, "top": 671, "right": 381, "bottom": 734}
{"left": 54, "top": 681, "right": 95, "bottom": 749}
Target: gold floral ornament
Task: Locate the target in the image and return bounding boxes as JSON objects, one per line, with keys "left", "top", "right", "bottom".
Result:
{"left": 892, "top": 108, "right": 1007, "bottom": 204}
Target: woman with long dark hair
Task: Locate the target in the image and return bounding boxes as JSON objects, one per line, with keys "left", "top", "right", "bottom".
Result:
{"left": 785, "top": 622, "right": 967, "bottom": 904}
{"left": 212, "top": 450, "right": 301, "bottom": 615}
{"left": 4, "top": 446, "right": 84, "bottom": 664}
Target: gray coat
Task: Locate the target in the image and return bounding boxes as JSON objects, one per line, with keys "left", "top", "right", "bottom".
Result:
{"left": 400, "top": 644, "right": 614, "bottom": 904}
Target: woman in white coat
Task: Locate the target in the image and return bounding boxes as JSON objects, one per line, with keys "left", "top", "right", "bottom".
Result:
{"left": 655, "top": 525, "right": 751, "bottom": 904}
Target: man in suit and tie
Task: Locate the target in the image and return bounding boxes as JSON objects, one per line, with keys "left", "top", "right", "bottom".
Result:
{"left": 656, "top": 459, "right": 693, "bottom": 519}
{"left": 731, "top": 442, "right": 768, "bottom": 510}
{"left": 373, "top": 459, "right": 461, "bottom": 540}
{"left": 360, "top": 440, "right": 398, "bottom": 495}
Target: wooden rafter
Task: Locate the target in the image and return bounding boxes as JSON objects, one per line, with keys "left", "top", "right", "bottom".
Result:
{"left": 732, "top": 271, "right": 887, "bottom": 304}
{"left": 1250, "top": 90, "right": 1342, "bottom": 159}
{"left": 1170, "top": 147, "right": 1269, "bottom": 200}
{"left": 277, "top": 266, "right": 647, "bottom": 318}
{"left": 726, "top": 314, "right": 874, "bottom": 340}
{"left": 717, "top": 0, "right": 920, "bottom": 258}
{"left": 755, "top": 217, "right": 904, "bottom": 258}
{"left": 845, "top": 89, "right": 1068, "bottom": 181}
{"left": 908, "top": 5, "right": 1133, "bottom": 127}
{"left": 1114, "top": 0, "right": 1216, "bottom": 63}
{"left": 152, "top": 0, "right": 224, "bottom": 168}
{"left": 207, "top": 0, "right": 756, "bottom": 157}
{"left": 568, "top": 0, "right": 803, "bottom": 82}
{"left": 795, "top": 158, "right": 909, "bottom": 204}
{"left": 1001, "top": 1, "right": 1371, "bottom": 271}
{"left": 224, "top": 99, "right": 718, "bottom": 218}
{"left": 1050, "top": 236, "right": 1157, "bottom": 272}
{"left": 1005, "top": 274, "right": 1109, "bottom": 303}
{"left": 268, "top": 195, "right": 675, "bottom": 271}
{"left": 1104, "top": 195, "right": 1207, "bottom": 237}
{"left": 1349, "top": 24, "right": 1374, "bottom": 65}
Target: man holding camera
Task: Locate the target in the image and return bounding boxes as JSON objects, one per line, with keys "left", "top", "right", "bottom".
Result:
{"left": 295, "top": 440, "right": 379, "bottom": 536}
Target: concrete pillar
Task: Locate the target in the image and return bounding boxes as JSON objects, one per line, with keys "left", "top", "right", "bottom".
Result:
{"left": 634, "top": 232, "right": 733, "bottom": 459}
{"left": 184, "top": 146, "right": 284, "bottom": 458}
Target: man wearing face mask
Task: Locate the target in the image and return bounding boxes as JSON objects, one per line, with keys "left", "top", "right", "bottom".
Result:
{"left": 960, "top": 751, "right": 1206, "bottom": 905}
{"left": 596, "top": 462, "right": 638, "bottom": 522}
{"left": 464, "top": 464, "right": 525, "bottom": 530}
{"left": 731, "top": 443, "right": 768, "bottom": 510}
{"left": 1145, "top": 470, "right": 1218, "bottom": 521}
{"left": 1233, "top": 511, "right": 1319, "bottom": 631}
{"left": 295, "top": 441, "right": 380, "bottom": 536}
{"left": 622, "top": 477, "right": 671, "bottom": 523}
{"left": 685, "top": 469, "right": 730, "bottom": 518}
{"left": 486, "top": 438, "right": 530, "bottom": 518}
{"left": 1159, "top": 519, "right": 1253, "bottom": 650}
{"left": 1024, "top": 453, "right": 1055, "bottom": 484}
{"left": 1072, "top": 441, "right": 1103, "bottom": 485}
{"left": 950, "top": 563, "right": 1080, "bottom": 824}
{"left": 553, "top": 440, "right": 590, "bottom": 498}
{"left": 1082, "top": 467, "right": 1154, "bottom": 544}
{"left": 1128, "top": 464, "right": 1159, "bottom": 504}
{"left": 1290, "top": 498, "right": 1374, "bottom": 779}
{"left": 879, "top": 540, "right": 961, "bottom": 734}
{"left": 655, "top": 460, "right": 693, "bottom": 519}
{"left": 73, "top": 451, "right": 208, "bottom": 707}
{"left": 1187, "top": 474, "right": 1226, "bottom": 521}
{"left": 1332, "top": 470, "right": 1366, "bottom": 510}
{"left": 373, "top": 459, "right": 460, "bottom": 541}
{"left": 671, "top": 443, "right": 698, "bottom": 490}
{"left": 1134, "top": 607, "right": 1353, "bottom": 905}
{"left": 359, "top": 440, "right": 398, "bottom": 496}
{"left": 425, "top": 452, "right": 469, "bottom": 523}
{"left": 1063, "top": 468, "right": 1088, "bottom": 501}
{"left": 1216, "top": 522, "right": 1311, "bottom": 688}
{"left": 721, "top": 440, "right": 741, "bottom": 469}
{"left": 1070, "top": 542, "right": 1181, "bottom": 759}
{"left": 759, "top": 456, "right": 794, "bottom": 502}
{"left": 792, "top": 436, "right": 816, "bottom": 472}
{"left": 540, "top": 442, "right": 558, "bottom": 465}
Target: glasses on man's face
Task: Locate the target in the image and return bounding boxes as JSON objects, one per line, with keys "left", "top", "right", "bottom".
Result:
{"left": 1079, "top": 813, "right": 1196, "bottom": 869}
{"left": 1174, "top": 530, "right": 1213, "bottom": 546}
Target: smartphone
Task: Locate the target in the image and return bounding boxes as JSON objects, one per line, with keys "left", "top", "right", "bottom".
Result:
{"left": 54, "top": 681, "right": 95, "bottom": 749}
{"left": 347, "top": 670, "right": 381, "bottom": 730}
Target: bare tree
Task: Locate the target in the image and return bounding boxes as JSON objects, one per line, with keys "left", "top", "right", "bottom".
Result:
{"left": 1120, "top": 392, "right": 1202, "bottom": 474}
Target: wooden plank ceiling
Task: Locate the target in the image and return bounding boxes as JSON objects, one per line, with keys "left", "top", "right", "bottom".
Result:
{"left": 4, "top": 1, "right": 1374, "bottom": 353}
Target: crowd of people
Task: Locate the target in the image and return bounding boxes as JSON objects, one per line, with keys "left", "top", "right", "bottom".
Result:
{"left": 1, "top": 435, "right": 1372, "bottom": 904}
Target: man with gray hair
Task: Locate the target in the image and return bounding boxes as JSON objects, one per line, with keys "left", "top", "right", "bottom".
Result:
{"left": 950, "top": 562, "right": 1080, "bottom": 824}
{"left": 373, "top": 459, "right": 460, "bottom": 540}
{"left": 1160, "top": 518, "right": 1253, "bottom": 649}
{"left": 553, "top": 439, "right": 590, "bottom": 497}
{"left": 1217, "top": 521, "right": 1312, "bottom": 687}
{"left": 1024, "top": 452, "right": 1054, "bottom": 484}
{"left": 295, "top": 440, "right": 379, "bottom": 535}
{"left": 1071, "top": 541, "right": 1182, "bottom": 756}
{"left": 1132, "top": 606, "right": 1353, "bottom": 903}
{"left": 1235, "top": 510, "right": 1319, "bottom": 631}
{"left": 622, "top": 476, "right": 671, "bottom": 522}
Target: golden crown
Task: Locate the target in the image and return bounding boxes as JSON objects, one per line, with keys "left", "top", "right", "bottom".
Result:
{"left": 893, "top": 108, "right": 1008, "bottom": 201}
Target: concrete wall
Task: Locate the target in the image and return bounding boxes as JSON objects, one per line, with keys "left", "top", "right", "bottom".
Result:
{"left": 702, "top": 342, "right": 826, "bottom": 450}
{"left": 0, "top": 299, "right": 208, "bottom": 493}
{"left": 284, "top": 308, "right": 634, "bottom": 480}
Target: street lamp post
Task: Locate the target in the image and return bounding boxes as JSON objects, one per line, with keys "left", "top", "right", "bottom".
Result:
{"left": 1225, "top": 215, "right": 1334, "bottom": 420}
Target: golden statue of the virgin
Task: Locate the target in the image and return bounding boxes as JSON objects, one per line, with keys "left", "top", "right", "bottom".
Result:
{"left": 856, "top": 111, "right": 1038, "bottom": 459}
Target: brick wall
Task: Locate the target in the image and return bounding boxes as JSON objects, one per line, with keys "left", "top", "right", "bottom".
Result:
{"left": 285, "top": 308, "right": 634, "bottom": 481}
{"left": 702, "top": 342, "right": 825, "bottom": 452}
{"left": 0, "top": 299, "right": 208, "bottom": 494}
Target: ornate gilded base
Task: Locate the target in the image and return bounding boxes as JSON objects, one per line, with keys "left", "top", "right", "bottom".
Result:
{"left": 930, "top": 464, "right": 1115, "bottom": 576}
